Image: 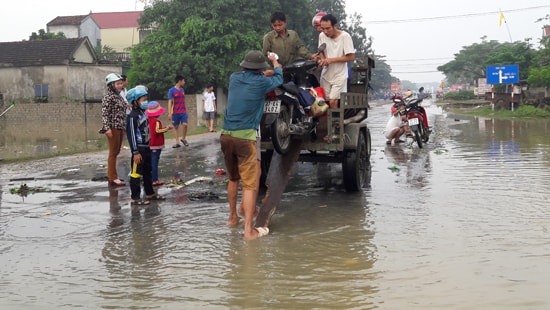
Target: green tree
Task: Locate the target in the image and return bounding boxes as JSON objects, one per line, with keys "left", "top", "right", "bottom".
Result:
{"left": 129, "top": 0, "right": 313, "bottom": 96}
{"left": 438, "top": 37, "right": 535, "bottom": 85}
{"left": 29, "top": 29, "right": 66, "bottom": 40}
{"left": 527, "top": 15, "right": 550, "bottom": 88}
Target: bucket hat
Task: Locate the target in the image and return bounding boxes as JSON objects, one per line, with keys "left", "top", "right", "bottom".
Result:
{"left": 145, "top": 101, "right": 165, "bottom": 117}
{"left": 240, "top": 50, "right": 268, "bottom": 70}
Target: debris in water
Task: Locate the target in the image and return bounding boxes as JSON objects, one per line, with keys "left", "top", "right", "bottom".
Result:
{"left": 9, "top": 184, "right": 47, "bottom": 197}
{"left": 388, "top": 164, "right": 400, "bottom": 172}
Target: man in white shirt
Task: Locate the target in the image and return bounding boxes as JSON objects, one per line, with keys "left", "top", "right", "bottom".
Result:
{"left": 317, "top": 14, "right": 355, "bottom": 109}
{"left": 202, "top": 84, "right": 217, "bottom": 132}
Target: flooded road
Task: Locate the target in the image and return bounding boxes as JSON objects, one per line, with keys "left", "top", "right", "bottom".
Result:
{"left": 1, "top": 99, "right": 550, "bottom": 309}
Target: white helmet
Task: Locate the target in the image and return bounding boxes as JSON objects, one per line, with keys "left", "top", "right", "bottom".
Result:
{"left": 105, "top": 73, "right": 123, "bottom": 85}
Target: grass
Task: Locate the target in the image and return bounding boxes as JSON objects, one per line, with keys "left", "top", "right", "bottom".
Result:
{"left": 447, "top": 104, "right": 550, "bottom": 118}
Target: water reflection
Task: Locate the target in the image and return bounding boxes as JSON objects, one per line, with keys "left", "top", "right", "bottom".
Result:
{"left": 101, "top": 203, "right": 167, "bottom": 307}
{"left": 0, "top": 119, "right": 105, "bottom": 160}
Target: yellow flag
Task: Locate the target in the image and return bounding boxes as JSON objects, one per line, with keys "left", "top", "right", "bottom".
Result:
{"left": 499, "top": 12, "right": 505, "bottom": 26}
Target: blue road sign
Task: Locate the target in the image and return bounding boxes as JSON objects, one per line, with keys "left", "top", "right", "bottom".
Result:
{"left": 486, "top": 64, "right": 519, "bottom": 84}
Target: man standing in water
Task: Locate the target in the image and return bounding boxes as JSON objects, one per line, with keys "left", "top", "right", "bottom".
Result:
{"left": 220, "top": 50, "right": 282, "bottom": 240}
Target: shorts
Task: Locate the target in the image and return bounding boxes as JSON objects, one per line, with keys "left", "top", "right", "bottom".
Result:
{"left": 172, "top": 113, "right": 188, "bottom": 126}
{"left": 220, "top": 134, "right": 258, "bottom": 190}
{"left": 321, "top": 77, "right": 347, "bottom": 100}
{"left": 204, "top": 111, "right": 215, "bottom": 120}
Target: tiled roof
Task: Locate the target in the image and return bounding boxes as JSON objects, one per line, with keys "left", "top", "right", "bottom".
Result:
{"left": 0, "top": 38, "right": 94, "bottom": 67}
{"left": 90, "top": 11, "right": 142, "bottom": 29}
{"left": 47, "top": 15, "right": 88, "bottom": 26}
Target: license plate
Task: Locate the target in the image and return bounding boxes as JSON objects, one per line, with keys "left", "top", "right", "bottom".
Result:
{"left": 264, "top": 99, "right": 281, "bottom": 113}
{"left": 408, "top": 118, "right": 419, "bottom": 126}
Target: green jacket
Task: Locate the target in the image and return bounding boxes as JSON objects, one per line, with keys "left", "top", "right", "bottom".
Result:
{"left": 262, "top": 29, "right": 311, "bottom": 67}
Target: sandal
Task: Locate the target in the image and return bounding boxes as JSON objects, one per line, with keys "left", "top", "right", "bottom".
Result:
{"left": 180, "top": 139, "right": 189, "bottom": 147}
{"left": 146, "top": 194, "right": 166, "bottom": 201}
{"left": 109, "top": 179, "right": 126, "bottom": 186}
{"left": 153, "top": 180, "right": 165, "bottom": 186}
{"left": 131, "top": 199, "right": 150, "bottom": 206}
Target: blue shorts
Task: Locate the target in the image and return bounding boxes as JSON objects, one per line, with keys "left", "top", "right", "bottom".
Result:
{"left": 172, "top": 113, "right": 188, "bottom": 126}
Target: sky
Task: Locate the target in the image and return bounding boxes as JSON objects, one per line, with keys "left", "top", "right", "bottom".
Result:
{"left": 346, "top": 0, "right": 550, "bottom": 84}
{"left": 1, "top": 0, "right": 549, "bottom": 85}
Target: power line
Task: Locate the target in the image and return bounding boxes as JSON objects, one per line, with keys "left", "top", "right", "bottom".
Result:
{"left": 387, "top": 57, "right": 453, "bottom": 62}
{"left": 392, "top": 70, "right": 442, "bottom": 74}
{"left": 366, "top": 5, "right": 550, "bottom": 24}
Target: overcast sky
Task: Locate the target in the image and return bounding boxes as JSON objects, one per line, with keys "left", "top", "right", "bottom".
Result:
{"left": 1, "top": 0, "right": 549, "bottom": 85}
{"left": 346, "top": 0, "right": 550, "bottom": 84}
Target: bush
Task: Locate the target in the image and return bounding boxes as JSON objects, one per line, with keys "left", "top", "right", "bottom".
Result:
{"left": 443, "top": 90, "right": 476, "bottom": 100}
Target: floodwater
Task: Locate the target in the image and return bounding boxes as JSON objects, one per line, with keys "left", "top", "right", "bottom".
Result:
{"left": 1, "top": 99, "right": 550, "bottom": 309}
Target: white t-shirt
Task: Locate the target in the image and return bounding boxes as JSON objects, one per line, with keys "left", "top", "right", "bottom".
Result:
{"left": 203, "top": 91, "right": 216, "bottom": 112}
{"left": 384, "top": 115, "right": 404, "bottom": 139}
{"left": 318, "top": 30, "right": 355, "bottom": 82}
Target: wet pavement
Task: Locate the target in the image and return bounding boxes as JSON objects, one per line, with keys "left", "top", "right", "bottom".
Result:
{"left": 1, "top": 99, "right": 550, "bottom": 309}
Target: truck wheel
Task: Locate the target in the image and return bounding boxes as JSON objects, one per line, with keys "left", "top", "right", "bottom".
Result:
{"left": 342, "top": 130, "right": 369, "bottom": 192}
{"left": 495, "top": 99, "right": 508, "bottom": 110}
{"left": 271, "top": 105, "right": 291, "bottom": 155}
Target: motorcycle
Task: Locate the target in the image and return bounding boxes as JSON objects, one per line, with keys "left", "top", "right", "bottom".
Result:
{"left": 404, "top": 87, "right": 431, "bottom": 148}
{"left": 263, "top": 44, "right": 326, "bottom": 155}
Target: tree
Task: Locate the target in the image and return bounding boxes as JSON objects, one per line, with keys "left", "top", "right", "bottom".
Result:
{"left": 29, "top": 29, "right": 66, "bottom": 40}
{"left": 438, "top": 37, "right": 535, "bottom": 85}
{"left": 129, "top": 0, "right": 312, "bottom": 96}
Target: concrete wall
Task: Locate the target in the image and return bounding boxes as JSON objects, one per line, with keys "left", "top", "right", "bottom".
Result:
{"left": 81, "top": 17, "right": 101, "bottom": 48}
{"left": 48, "top": 25, "right": 79, "bottom": 38}
{"left": 0, "top": 95, "right": 200, "bottom": 132}
{"left": 101, "top": 28, "right": 139, "bottom": 52}
{"left": 0, "top": 65, "right": 121, "bottom": 103}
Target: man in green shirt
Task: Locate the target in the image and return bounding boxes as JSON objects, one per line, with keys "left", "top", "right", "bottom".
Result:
{"left": 262, "top": 11, "right": 312, "bottom": 67}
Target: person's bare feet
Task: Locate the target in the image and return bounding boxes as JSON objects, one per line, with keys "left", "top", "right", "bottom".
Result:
{"left": 243, "top": 227, "right": 269, "bottom": 240}
{"left": 227, "top": 216, "right": 241, "bottom": 227}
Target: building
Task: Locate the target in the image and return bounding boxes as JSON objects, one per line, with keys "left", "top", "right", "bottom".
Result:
{"left": 46, "top": 15, "right": 101, "bottom": 48}
{"left": 46, "top": 11, "right": 146, "bottom": 62}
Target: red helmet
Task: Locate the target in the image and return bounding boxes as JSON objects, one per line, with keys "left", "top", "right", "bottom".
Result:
{"left": 312, "top": 12, "right": 327, "bottom": 27}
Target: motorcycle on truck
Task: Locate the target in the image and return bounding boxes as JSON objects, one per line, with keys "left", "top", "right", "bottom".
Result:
{"left": 260, "top": 54, "right": 375, "bottom": 192}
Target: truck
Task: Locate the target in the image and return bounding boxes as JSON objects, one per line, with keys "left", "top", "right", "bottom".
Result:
{"left": 259, "top": 57, "right": 375, "bottom": 192}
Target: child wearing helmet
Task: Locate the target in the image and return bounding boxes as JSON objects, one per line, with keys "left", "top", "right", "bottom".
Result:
{"left": 126, "top": 87, "right": 165, "bottom": 207}
{"left": 101, "top": 72, "right": 127, "bottom": 187}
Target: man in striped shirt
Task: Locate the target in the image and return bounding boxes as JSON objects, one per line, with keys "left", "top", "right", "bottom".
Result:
{"left": 168, "top": 75, "right": 189, "bottom": 148}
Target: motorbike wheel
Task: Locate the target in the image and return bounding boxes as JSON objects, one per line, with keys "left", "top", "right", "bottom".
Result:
{"left": 413, "top": 128, "right": 423, "bottom": 148}
{"left": 271, "top": 105, "right": 292, "bottom": 155}
{"left": 421, "top": 123, "right": 430, "bottom": 143}
{"left": 342, "top": 130, "right": 370, "bottom": 192}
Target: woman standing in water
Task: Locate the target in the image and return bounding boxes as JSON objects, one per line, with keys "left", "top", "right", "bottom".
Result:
{"left": 100, "top": 73, "right": 127, "bottom": 187}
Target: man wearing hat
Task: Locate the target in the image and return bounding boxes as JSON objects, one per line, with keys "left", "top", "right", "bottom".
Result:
{"left": 220, "top": 50, "right": 282, "bottom": 240}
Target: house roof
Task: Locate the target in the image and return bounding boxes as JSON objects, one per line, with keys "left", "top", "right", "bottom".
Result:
{"left": 47, "top": 15, "right": 88, "bottom": 26}
{"left": 90, "top": 11, "right": 142, "bottom": 29}
{"left": 0, "top": 38, "right": 96, "bottom": 67}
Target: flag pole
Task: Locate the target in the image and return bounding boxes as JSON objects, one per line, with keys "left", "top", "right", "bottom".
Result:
{"left": 499, "top": 9, "right": 513, "bottom": 42}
